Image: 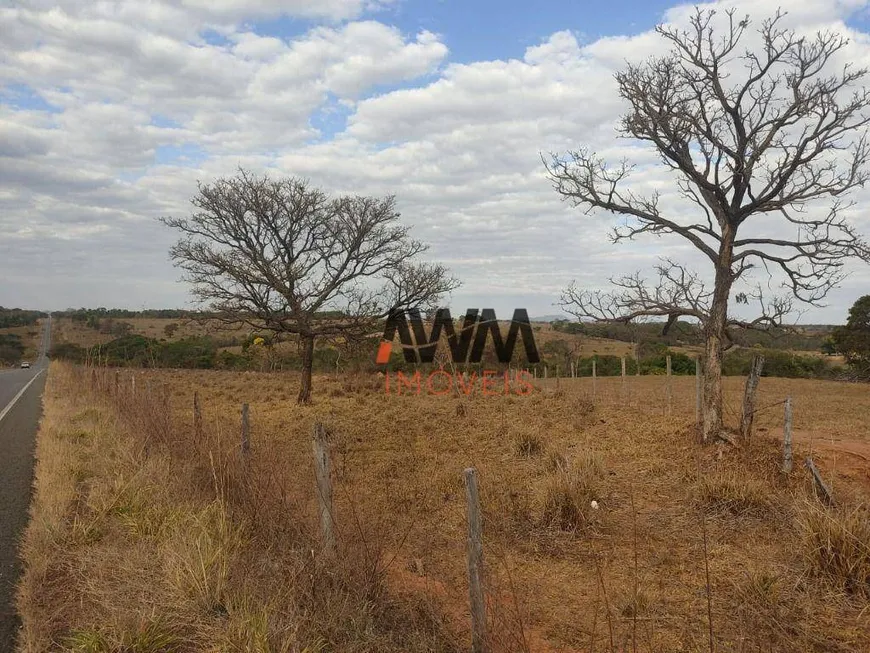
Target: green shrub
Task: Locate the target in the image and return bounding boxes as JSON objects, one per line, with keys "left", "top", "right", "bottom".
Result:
{"left": 722, "top": 348, "right": 840, "bottom": 379}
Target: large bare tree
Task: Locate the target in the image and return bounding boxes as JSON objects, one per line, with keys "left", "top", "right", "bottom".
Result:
{"left": 545, "top": 9, "right": 870, "bottom": 441}
{"left": 162, "top": 169, "right": 458, "bottom": 403}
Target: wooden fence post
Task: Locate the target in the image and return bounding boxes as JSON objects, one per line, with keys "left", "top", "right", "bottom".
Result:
{"left": 621, "top": 356, "right": 627, "bottom": 404}
{"left": 592, "top": 358, "right": 597, "bottom": 402}
{"left": 463, "top": 468, "right": 488, "bottom": 653}
{"left": 695, "top": 358, "right": 702, "bottom": 426}
{"left": 570, "top": 361, "right": 575, "bottom": 378}
{"left": 740, "top": 355, "right": 765, "bottom": 443}
{"left": 131, "top": 375, "right": 136, "bottom": 396}
{"left": 241, "top": 403, "right": 250, "bottom": 453}
{"left": 544, "top": 366, "right": 548, "bottom": 379}
{"left": 666, "top": 355, "right": 672, "bottom": 414}
{"left": 783, "top": 397, "right": 793, "bottom": 473}
{"left": 193, "top": 391, "right": 202, "bottom": 438}
{"left": 313, "top": 422, "right": 335, "bottom": 554}
{"left": 805, "top": 457, "right": 835, "bottom": 505}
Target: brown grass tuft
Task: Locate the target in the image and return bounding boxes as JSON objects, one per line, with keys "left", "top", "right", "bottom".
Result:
{"left": 798, "top": 502, "right": 870, "bottom": 598}
{"left": 542, "top": 450, "right": 604, "bottom": 531}
{"left": 696, "top": 469, "right": 773, "bottom": 516}
{"left": 514, "top": 431, "right": 544, "bottom": 458}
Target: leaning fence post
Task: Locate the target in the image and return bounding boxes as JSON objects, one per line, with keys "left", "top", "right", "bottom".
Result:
{"left": 193, "top": 391, "right": 202, "bottom": 438}
{"left": 740, "top": 355, "right": 765, "bottom": 443}
{"left": 805, "top": 457, "right": 835, "bottom": 505}
{"left": 241, "top": 403, "right": 250, "bottom": 454}
{"left": 783, "top": 397, "right": 793, "bottom": 473}
{"left": 313, "top": 422, "right": 335, "bottom": 554}
{"left": 463, "top": 468, "right": 488, "bottom": 653}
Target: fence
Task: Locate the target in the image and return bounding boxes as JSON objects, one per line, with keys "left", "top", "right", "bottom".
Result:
{"left": 69, "top": 362, "right": 840, "bottom": 651}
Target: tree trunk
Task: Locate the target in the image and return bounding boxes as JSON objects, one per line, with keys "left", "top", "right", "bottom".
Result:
{"left": 298, "top": 334, "right": 315, "bottom": 404}
{"left": 739, "top": 354, "right": 765, "bottom": 443}
{"left": 702, "top": 248, "right": 735, "bottom": 443}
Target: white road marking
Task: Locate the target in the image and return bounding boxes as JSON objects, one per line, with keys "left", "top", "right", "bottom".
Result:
{"left": 0, "top": 369, "right": 45, "bottom": 425}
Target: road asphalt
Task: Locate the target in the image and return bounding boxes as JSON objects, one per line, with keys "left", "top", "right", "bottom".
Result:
{"left": 0, "top": 317, "right": 51, "bottom": 651}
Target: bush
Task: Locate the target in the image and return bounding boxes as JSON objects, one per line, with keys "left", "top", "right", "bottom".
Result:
{"left": 159, "top": 337, "right": 217, "bottom": 369}
{"left": 723, "top": 348, "right": 840, "bottom": 379}
{"left": 48, "top": 342, "right": 86, "bottom": 363}
{"left": 0, "top": 333, "right": 25, "bottom": 364}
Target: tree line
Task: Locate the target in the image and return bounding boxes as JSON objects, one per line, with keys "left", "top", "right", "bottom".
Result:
{"left": 0, "top": 307, "right": 45, "bottom": 328}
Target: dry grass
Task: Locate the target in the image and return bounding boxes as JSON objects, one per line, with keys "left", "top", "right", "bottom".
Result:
{"left": 541, "top": 450, "right": 604, "bottom": 532}
{"left": 16, "top": 364, "right": 870, "bottom": 652}
{"left": 798, "top": 502, "right": 870, "bottom": 598}
{"left": 696, "top": 469, "right": 773, "bottom": 517}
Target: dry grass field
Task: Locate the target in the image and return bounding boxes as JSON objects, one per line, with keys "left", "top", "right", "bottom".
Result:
{"left": 49, "top": 316, "right": 650, "bottom": 360}
{"left": 16, "top": 364, "right": 870, "bottom": 652}
{"left": 50, "top": 317, "right": 252, "bottom": 348}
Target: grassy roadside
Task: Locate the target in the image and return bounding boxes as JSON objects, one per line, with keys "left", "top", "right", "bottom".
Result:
{"left": 16, "top": 362, "right": 457, "bottom": 652}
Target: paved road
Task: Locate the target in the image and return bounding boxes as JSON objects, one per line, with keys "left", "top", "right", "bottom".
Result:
{"left": 0, "top": 316, "right": 51, "bottom": 650}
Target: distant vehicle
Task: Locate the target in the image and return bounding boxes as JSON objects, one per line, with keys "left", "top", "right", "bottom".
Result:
{"left": 20, "top": 362, "right": 30, "bottom": 369}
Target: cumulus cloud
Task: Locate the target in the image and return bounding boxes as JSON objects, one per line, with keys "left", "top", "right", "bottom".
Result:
{"left": 1, "top": 0, "right": 869, "bottom": 321}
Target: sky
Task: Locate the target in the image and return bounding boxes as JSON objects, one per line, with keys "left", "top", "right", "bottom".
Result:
{"left": 2, "top": 0, "right": 870, "bottom": 322}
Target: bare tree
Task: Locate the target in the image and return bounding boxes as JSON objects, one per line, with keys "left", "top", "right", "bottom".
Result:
{"left": 162, "top": 169, "right": 459, "bottom": 403}
{"left": 545, "top": 9, "right": 870, "bottom": 441}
